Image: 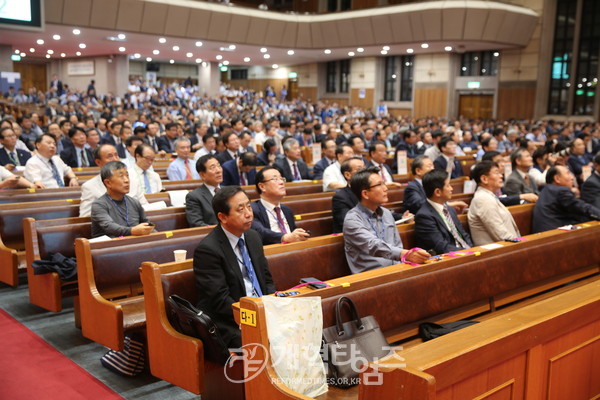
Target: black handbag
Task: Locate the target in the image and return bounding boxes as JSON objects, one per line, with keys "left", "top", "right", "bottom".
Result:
{"left": 166, "top": 294, "right": 231, "bottom": 365}
{"left": 321, "top": 296, "right": 392, "bottom": 388}
{"left": 419, "top": 320, "right": 479, "bottom": 341}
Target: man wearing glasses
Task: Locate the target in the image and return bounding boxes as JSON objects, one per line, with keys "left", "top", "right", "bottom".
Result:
{"left": 343, "top": 167, "right": 429, "bottom": 274}
{"left": 250, "top": 166, "right": 310, "bottom": 245}
{"left": 128, "top": 144, "right": 163, "bottom": 195}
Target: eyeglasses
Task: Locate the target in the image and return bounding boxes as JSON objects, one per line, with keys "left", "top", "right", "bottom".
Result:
{"left": 367, "top": 182, "right": 385, "bottom": 190}
{"left": 263, "top": 176, "right": 286, "bottom": 183}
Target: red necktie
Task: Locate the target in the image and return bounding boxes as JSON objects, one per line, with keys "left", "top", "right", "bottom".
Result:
{"left": 184, "top": 159, "right": 193, "bottom": 180}
{"left": 274, "top": 206, "right": 288, "bottom": 234}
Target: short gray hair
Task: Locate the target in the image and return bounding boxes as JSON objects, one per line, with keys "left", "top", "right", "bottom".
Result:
{"left": 174, "top": 137, "right": 191, "bottom": 148}
{"left": 100, "top": 161, "right": 127, "bottom": 184}
{"left": 283, "top": 138, "right": 299, "bottom": 152}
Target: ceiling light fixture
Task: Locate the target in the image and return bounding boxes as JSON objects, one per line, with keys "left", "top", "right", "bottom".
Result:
{"left": 263, "top": 54, "right": 270, "bottom": 59}
{"left": 159, "top": 38, "right": 166, "bottom": 44}
{"left": 186, "top": 52, "right": 193, "bottom": 57}
{"left": 196, "top": 58, "right": 202, "bottom": 63}
{"left": 272, "top": 64, "right": 279, "bottom": 69}
{"left": 45, "top": 54, "right": 50, "bottom": 59}
{"left": 119, "top": 47, "right": 126, "bottom": 52}
{"left": 381, "top": 50, "right": 388, "bottom": 55}
{"left": 407, "top": 48, "right": 414, "bottom": 54}
{"left": 76, "top": 51, "right": 81, "bottom": 56}
{"left": 324, "top": 49, "right": 331, "bottom": 54}
{"left": 169, "top": 59, "right": 175, "bottom": 64}
{"left": 172, "top": 45, "right": 180, "bottom": 51}
{"left": 223, "top": 60, "right": 229, "bottom": 65}
{"left": 421, "top": 43, "right": 429, "bottom": 49}
{"left": 134, "top": 53, "right": 141, "bottom": 58}
{"left": 287, "top": 50, "right": 295, "bottom": 55}
{"left": 348, "top": 51, "right": 355, "bottom": 56}
{"left": 260, "top": 47, "right": 267, "bottom": 53}
{"left": 52, "top": 34, "right": 60, "bottom": 40}
{"left": 445, "top": 46, "right": 452, "bottom": 51}
{"left": 195, "top": 41, "right": 203, "bottom": 47}
{"left": 29, "top": 48, "right": 35, "bottom": 52}
{"left": 146, "top": 57, "right": 152, "bottom": 62}
{"left": 228, "top": 44, "right": 236, "bottom": 50}
{"left": 61, "top": 53, "right": 66, "bottom": 57}
{"left": 36, "top": 39, "right": 44, "bottom": 45}
{"left": 216, "top": 55, "right": 223, "bottom": 60}
{"left": 47, "top": 49, "right": 54, "bottom": 54}
{"left": 243, "top": 57, "right": 250, "bottom": 62}
{"left": 153, "top": 50, "right": 159, "bottom": 55}
{"left": 382, "top": 46, "right": 390, "bottom": 51}
{"left": 117, "top": 33, "right": 126, "bottom": 40}
{"left": 79, "top": 43, "right": 86, "bottom": 49}
{"left": 357, "top": 47, "right": 364, "bottom": 53}
{"left": 73, "top": 29, "right": 81, "bottom": 35}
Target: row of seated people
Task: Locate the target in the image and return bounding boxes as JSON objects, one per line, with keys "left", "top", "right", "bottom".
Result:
{"left": 87, "top": 153, "right": 600, "bottom": 352}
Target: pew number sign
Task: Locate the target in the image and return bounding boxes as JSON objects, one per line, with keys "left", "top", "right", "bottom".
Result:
{"left": 240, "top": 308, "right": 257, "bottom": 327}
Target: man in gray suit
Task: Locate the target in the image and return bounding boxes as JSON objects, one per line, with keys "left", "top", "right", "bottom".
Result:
{"left": 503, "top": 148, "right": 539, "bottom": 197}
{"left": 185, "top": 154, "right": 222, "bottom": 227}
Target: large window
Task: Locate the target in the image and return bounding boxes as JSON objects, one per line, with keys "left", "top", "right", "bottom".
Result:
{"left": 383, "top": 55, "right": 414, "bottom": 101}
{"left": 230, "top": 69, "right": 247, "bottom": 80}
{"left": 573, "top": 0, "right": 599, "bottom": 115}
{"left": 326, "top": 60, "right": 350, "bottom": 94}
{"left": 548, "top": 0, "right": 577, "bottom": 115}
{"left": 460, "top": 51, "right": 499, "bottom": 76}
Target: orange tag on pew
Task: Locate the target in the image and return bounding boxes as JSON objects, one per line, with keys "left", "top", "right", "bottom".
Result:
{"left": 294, "top": 215, "right": 301, "bottom": 221}
{"left": 240, "top": 308, "right": 257, "bottom": 327}
{"left": 461, "top": 161, "right": 467, "bottom": 165}
{"left": 165, "top": 231, "right": 173, "bottom": 238}
{"left": 28, "top": 188, "right": 36, "bottom": 193}
{"left": 76, "top": 167, "right": 83, "bottom": 171}
{"left": 66, "top": 199, "right": 74, "bottom": 202}
{"left": 312, "top": 180, "right": 319, "bottom": 184}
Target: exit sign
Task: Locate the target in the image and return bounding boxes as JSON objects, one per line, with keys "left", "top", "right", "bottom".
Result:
{"left": 467, "top": 81, "right": 481, "bottom": 89}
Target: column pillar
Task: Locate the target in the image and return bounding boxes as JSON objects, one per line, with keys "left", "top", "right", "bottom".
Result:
{"left": 198, "top": 62, "right": 220, "bottom": 97}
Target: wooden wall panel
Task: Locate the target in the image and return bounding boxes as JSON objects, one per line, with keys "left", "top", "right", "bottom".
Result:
{"left": 414, "top": 88, "right": 447, "bottom": 118}
{"left": 297, "top": 87, "right": 317, "bottom": 101}
{"left": 13, "top": 62, "right": 47, "bottom": 93}
{"left": 388, "top": 108, "right": 413, "bottom": 118}
{"left": 497, "top": 86, "right": 536, "bottom": 120}
{"left": 322, "top": 97, "right": 350, "bottom": 107}
{"left": 350, "top": 88, "right": 374, "bottom": 110}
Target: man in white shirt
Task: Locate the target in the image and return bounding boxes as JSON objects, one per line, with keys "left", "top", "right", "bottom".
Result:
{"left": 24, "top": 134, "right": 80, "bottom": 189}
{"left": 79, "top": 144, "right": 149, "bottom": 217}
{"left": 322, "top": 144, "right": 354, "bottom": 191}
{"left": 166, "top": 138, "right": 200, "bottom": 181}
{"left": 129, "top": 144, "right": 163, "bottom": 195}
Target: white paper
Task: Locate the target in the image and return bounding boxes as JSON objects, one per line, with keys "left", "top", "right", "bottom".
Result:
{"left": 88, "top": 235, "right": 112, "bottom": 243}
{"left": 463, "top": 180, "right": 477, "bottom": 194}
{"left": 480, "top": 243, "right": 504, "bottom": 250}
{"left": 396, "top": 150, "right": 408, "bottom": 175}
{"left": 167, "top": 190, "right": 189, "bottom": 208}
{"left": 143, "top": 201, "right": 167, "bottom": 211}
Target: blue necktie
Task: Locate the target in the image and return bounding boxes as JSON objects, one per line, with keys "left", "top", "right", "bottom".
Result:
{"left": 9, "top": 152, "right": 19, "bottom": 166}
{"left": 143, "top": 170, "right": 151, "bottom": 194}
{"left": 49, "top": 158, "right": 64, "bottom": 187}
{"left": 237, "top": 238, "right": 263, "bottom": 297}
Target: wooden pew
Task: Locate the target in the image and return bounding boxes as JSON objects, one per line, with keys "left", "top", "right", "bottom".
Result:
{"left": 236, "top": 222, "right": 600, "bottom": 399}
{"left": 23, "top": 207, "right": 189, "bottom": 312}
{"left": 0, "top": 192, "right": 172, "bottom": 287}
{"left": 0, "top": 199, "right": 80, "bottom": 286}
{"left": 362, "top": 280, "right": 600, "bottom": 399}
{"left": 138, "top": 204, "right": 534, "bottom": 393}
{"left": 75, "top": 227, "right": 214, "bottom": 350}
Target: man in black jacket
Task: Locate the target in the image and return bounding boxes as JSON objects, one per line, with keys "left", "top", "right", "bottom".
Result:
{"left": 533, "top": 165, "right": 600, "bottom": 233}
{"left": 194, "top": 186, "right": 275, "bottom": 348}
{"left": 250, "top": 166, "right": 309, "bottom": 245}
{"left": 332, "top": 157, "right": 365, "bottom": 233}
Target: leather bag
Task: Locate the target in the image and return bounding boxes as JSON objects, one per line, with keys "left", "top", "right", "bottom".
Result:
{"left": 321, "top": 296, "right": 392, "bottom": 388}
{"left": 166, "top": 294, "right": 231, "bottom": 365}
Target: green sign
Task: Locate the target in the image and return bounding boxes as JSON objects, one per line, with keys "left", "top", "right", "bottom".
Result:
{"left": 467, "top": 81, "right": 480, "bottom": 89}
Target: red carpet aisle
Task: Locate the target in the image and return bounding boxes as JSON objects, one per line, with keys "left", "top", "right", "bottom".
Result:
{"left": 0, "top": 309, "right": 123, "bottom": 400}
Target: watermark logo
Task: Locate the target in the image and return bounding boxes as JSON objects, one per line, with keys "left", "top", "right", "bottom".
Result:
{"left": 224, "top": 343, "right": 269, "bottom": 383}
{"left": 224, "top": 342, "right": 406, "bottom": 385}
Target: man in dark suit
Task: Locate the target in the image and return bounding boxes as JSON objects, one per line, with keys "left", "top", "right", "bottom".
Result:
{"left": 395, "top": 130, "right": 422, "bottom": 159}
{"left": 0, "top": 127, "right": 31, "bottom": 169}
{"left": 332, "top": 157, "right": 365, "bottom": 233}
{"left": 533, "top": 166, "right": 600, "bottom": 233}
{"left": 60, "top": 127, "right": 97, "bottom": 168}
{"left": 222, "top": 152, "right": 257, "bottom": 187}
{"left": 433, "top": 137, "right": 463, "bottom": 179}
{"left": 156, "top": 122, "right": 179, "bottom": 153}
{"left": 366, "top": 141, "right": 401, "bottom": 187}
{"left": 49, "top": 74, "right": 64, "bottom": 96}
{"left": 274, "top": 138, "right": 311, "bottom": 182}
{"left": 250, "top": 166, "right": 309, "bottom": 245}
{"left": 414, "top": 169, "right": 474, "bottom": 255}
{"left": 581, "top": 153, "right": 600, "bottom": 209}
{"left": 312, "top": 139, "right": 336, "bottom": 180}
{"left": 403, "top": 155, "right": 433, "bottom": 214}
{"left": 194, "top": 186, "right": 275, "bottom": 348}
{"left": 216, "top": 132, "right": 241, "bottom": 165}
{"left": 504, "top": 148, "right": 538, "bottom": 196}
{"left": 185, "top": 154, "right": 222, "bottom": 227}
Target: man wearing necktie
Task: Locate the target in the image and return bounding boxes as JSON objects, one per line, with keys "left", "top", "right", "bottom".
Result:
{"left": 194, "top": 186, "right": 275, "bottom": 348}
{"left": 0, "top": 127, "right": 31, "bottom": 170}
{"left": 221, "top": 152, "right": 257, "bottom": 187}
{"left": 504, "top": 148, "right": 540, "bottom": 197}
{"left": 60, "top": 127, "right": 97, "bottom": 168}
{"left": 24, "top": 134, "right": 79, "bottom": 189}
{"left": 414, "top": 169, "right": 474, "bottom": 255}
{"left": 250, "top": 166, "right": 310, "bottom": 245}
{"left": 274, "top": 138, "right": 311, "bottom": 182}
{"left": 166, "top": 138, "right": 200, "bottom": 181}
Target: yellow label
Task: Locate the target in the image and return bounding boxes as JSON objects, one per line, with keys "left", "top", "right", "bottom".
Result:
{"left": 67, "top": 199, "right": 73, "bottom": 202}
{"left": 76, "top": 167, "right": 83, "bottom": 171}
{"left": 312, "top": 180, "right": 319, "bottom": 184}
{"left": 240, "top": 308, "right": 257, "bottom": 327}
{"left": 294, "top": 215, "right": 301, "bottom": 220}
{"left": 28, "top": 188, "right": 36, "bottom": 193}
{"left": 165, "top": 231, "right": 173, "bottom": 238}
{"left": 341, "top": 282, "right": 350, "bottom": 287}
{"left": 474, "top": 251, "right": 481, "bottom": 256}
{"left": 461, "top": 161, "right": 467, "bottom": 165}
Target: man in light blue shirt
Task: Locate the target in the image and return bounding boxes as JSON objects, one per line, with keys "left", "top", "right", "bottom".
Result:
{"left": 166, "top": 137, "right": 200, "bottom": 181}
